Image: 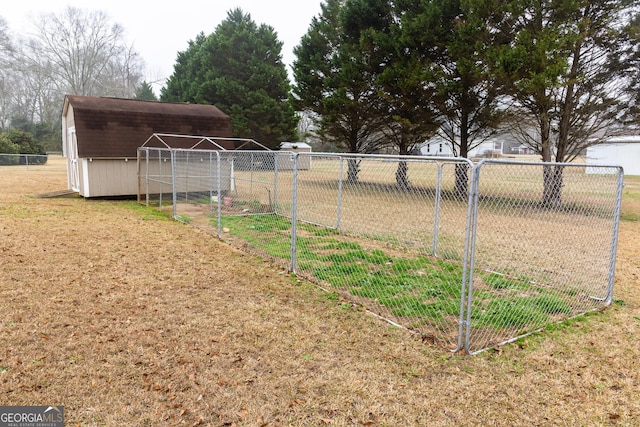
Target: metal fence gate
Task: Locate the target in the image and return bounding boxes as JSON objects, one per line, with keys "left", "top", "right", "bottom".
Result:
{"left": 138, "top": 148, "right": 623, "bottom": 354}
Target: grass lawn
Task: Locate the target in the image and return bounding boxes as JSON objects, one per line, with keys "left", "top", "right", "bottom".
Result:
{"left": 0, "top": 156, "right": 638, "bottom": 425}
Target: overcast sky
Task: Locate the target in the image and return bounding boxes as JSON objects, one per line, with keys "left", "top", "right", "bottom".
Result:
{"left": 2, "top": 0, "right": 323, "bottom": 94}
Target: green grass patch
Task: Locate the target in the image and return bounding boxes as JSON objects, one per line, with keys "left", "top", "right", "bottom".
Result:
{"left": 220, "top": 213, "right": 576, "bottom": 330}
{"left": 176, "top": 215, "right": 192, "bottom": 223}
{"left": 620, "top": 212, "right": 639, "bottom": 222}
{"left": 220, "top": 215, "right": 293, "bottom": 259}
{"left": 122, "top": 201, "right": 172, "bottom": 221}
{"left": 472, "top": 294, "right": 572, "bottom": 329}
{"left": 482, "top": 272, "right": 533, "bottom": 290}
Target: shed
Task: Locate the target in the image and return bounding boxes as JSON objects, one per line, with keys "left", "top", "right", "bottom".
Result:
{"left": 586, "top": 135, "right": 640, "bottom": 176}
{"left": 419, "top": 137, "right": 455, "bottom": 157}
{"left": 278, "top": 142, "right": 312, "bottom": 170}
{"left": 61, "top": 95, "right": 233, "bottom": 197}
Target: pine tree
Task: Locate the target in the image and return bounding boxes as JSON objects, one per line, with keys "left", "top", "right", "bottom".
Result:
{"left": 497, "top": 0, "right": 636, "bottom": 207}
{"left": 292, "top": 0, "right": 391, "bottom": 182}
{"left": 134, "top": 81, "right": 158, "bottom": 101}
{"left": 161, "top": 9, "right": 297, "bottom": 148}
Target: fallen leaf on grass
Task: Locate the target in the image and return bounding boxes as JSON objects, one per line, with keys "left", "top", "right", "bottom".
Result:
{"left": 288, "top": 399, "right": 305, "bottom": 409}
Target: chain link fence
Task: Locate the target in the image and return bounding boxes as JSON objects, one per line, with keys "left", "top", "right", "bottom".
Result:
{"left": 462, "top": 160, "right": 623, "bottom": 352}
{"left": 287, "top": 153, "right": 473, "bottom": 349}
{"left": 138, "top": 148, "right": 623, "bottom": 354}
{"left": 0, "top": 153, "right": 64, "bottom": 171}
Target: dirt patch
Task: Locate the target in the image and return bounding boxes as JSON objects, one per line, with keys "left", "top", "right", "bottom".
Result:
{"left": 1, "top": 156, "right": 639, "bottom": 425}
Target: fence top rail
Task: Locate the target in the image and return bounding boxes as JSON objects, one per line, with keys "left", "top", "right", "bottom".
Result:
{"left": 141, "top": 133, "right": 227, "bottom": 150}
{"left": 140, "top": 134, "right": 272, "bottom": 151}
{"left": 475, "top": 158, "right": 624, "bottom": 173}
{"left": 288, "top": 151, "right": 475, "bottom": 165}
{"left": 138, "top": 147, "right": 232, "bottom": 155}
{"left": 0, "top": 153, "right": 49, "bottom": 156}
{"left": 138, "top": 147, "right": 172, "bottom": 152}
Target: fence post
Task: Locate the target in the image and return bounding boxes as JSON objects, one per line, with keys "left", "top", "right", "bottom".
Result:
{"left": 432, "top": 162, "right": 443, "bottom": 256}
{"left": 171, "top": 149, "right": 177, "bottom": 219}
{"left": 217, "top": 152, "right": 222, "bottom": 238}
{"left": 250, "top": 151, "right": 254, "bottom": 195}
{"left": 144, "top": 149, "right": 150, "bottom": 205}
{"left": 273, "top": 152, "right": 279, "bottom": 215}
{"left": 290, "top": 152, "right": 299, "bottom": 273}
{"left": 158, "top": 151, "right": 163, "bottom": 209}
{"left": 458, "top": 160, "right": 480, "bottom": 353}
{"left": 184, "top": 151, "right": 189, "bottom": 202}
{"left": 603, "top": 168, "right": 624, "bottom": 304}
{"left": 209, "top": 151, "right": 214, "bottom": 216}
{"left": 337, "top": 156, "right": 344, "bottom": 230}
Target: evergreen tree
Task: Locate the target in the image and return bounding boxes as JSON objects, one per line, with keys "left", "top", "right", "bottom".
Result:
{"left": 162, "top": 9, "right": 297, "bottom": 149}
{"left": 161, "top": 33, "right": 208, "bottom": 102}
{"left": 496, "top": 0, "right": 636, "bottom": 207}
{"left": 134, "top": 81, "right": 158, "bottom": 101}
{"left": 0, "top": 132, "right": 20, "bottom": 163}
{"left": 397, "top": 0, "right": 507, "bottom": 194}
{"left": 617, "top": 12, "right": 640, "bottom": 127}
{"left": 292, "top": 0, "right": 390, "bottom": 182}
{"left": 0, "top": 128, "right": 46, "bottom": 164}
{"left": 361, "top": 0, "right": 440, "bottom": 190}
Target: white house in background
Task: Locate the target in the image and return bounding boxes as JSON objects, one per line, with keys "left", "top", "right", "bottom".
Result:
{"left": 468, "top": 140, "right": 504, "bottom": 157}
{"left": 586, "top": 135, "right": 640, "bottom": 176}
{"left": 419, "top": 136, "right": 505, "bottom": 158}
{"left": 420, "top": 137, "right": 455, "bottom": 157}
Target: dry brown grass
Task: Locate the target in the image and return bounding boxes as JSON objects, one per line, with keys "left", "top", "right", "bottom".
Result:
{"left": 1, "top": 155, "right": 639, "bottom": 426}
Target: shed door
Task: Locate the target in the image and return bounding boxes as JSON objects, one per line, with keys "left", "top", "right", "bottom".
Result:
{"left": 67, "top": 127, "right": 80, "bottom": 192}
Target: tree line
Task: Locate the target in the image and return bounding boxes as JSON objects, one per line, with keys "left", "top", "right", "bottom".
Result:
{"left": 292, "top": 0, "right": 638, "bottom": 196}
{"left": 0, "top": 8, "right": 146, "bottom": 152}
{"left": 0, "top": 1, "right": 638, "bottom": 191}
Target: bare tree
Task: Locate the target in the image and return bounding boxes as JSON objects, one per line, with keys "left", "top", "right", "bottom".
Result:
{"left": 2, "top": 7, "right": 145, "bottom": 150}
{"left": 21, "top": 7, "right": 143, "bottom": 97}
{"left": 0, "top": 17, "right": 11, "bottom": 60}
{"left": 0, "top": 17, "right": 15, "bottom": 129}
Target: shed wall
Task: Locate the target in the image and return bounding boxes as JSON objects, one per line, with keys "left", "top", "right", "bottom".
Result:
{"left": 277, "top": 149, "right": 312, "bottom": 170}
{"left": 79, "top": 159, "right": 139, "bottom": 197}
{"left": 587, "top": 143, "right": 640, "bottom": 176}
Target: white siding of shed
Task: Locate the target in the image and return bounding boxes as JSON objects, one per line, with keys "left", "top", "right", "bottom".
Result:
{"left": 587, "top": 143, "right": 640, "bottom": 176}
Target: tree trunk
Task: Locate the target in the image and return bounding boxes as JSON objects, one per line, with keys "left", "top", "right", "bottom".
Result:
{"left": 454, "top": 129, "right": 469, "bottom": 198}
{"left": 395, "top": 141, "right": 410, "bottom": 191}
{"left": 395, "top": 160, "right": 410, "bottom": 191}
{"left": 542, "top": 164, "right": 564, "bottom": 209}
{"left": 346, "top": 158, "right": 361, "bottom": 184}
{"left": 538, "top": 108, "right": 561, "bottom": 207}
{"left": 454, "top": 163, "right": 469, "bottom": 199}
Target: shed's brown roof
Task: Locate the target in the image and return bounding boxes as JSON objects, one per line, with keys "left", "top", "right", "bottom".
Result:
{"left": 64, "top": 95, "right": 234, "bottom": 158}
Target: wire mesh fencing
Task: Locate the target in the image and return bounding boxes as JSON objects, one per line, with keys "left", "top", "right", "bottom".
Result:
{"left": 0, "top": 153, "right": 63, "bottom": 171}
{"left": 288, "top": 153, "right": 473, "bottom": 349}
{"left": 462, "top": 160, "right": 623, "bottom": 353}
{"left": 138, "top": 148, "right": 623, "bottom": 354}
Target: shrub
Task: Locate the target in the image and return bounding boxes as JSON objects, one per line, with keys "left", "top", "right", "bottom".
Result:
{"left": 0, "top": 129, "right": 48, "bottom": 165}
{"left": 0, "top": 133, "right": 20, "bottom": 165}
